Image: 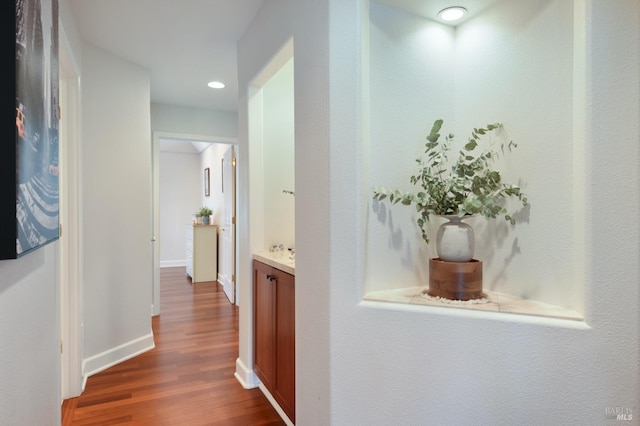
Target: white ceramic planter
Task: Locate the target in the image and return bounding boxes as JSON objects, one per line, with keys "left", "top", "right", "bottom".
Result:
{"left": 435, "top": 215, "right": 475, "bottom": 262}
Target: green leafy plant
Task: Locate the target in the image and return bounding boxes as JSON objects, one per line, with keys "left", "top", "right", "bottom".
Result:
{"left": 372, "top": 119, "right": 528, "bottom": 244}
{"left": 199, "top": 206, "right": 212, "bottom": 216}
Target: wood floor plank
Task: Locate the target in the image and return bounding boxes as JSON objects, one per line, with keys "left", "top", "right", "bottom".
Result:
{"left": 62, "top": 267, "right": 284, "bottom": 425}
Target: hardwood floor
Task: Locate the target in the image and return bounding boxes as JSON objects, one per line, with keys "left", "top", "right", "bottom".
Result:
{"left": 62, "top": 267, "right": 285, "bottom": 426}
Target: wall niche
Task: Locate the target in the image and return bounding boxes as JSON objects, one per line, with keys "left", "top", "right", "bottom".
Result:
{"left": 365, "top": 0, "right": 583, "bottom": 321}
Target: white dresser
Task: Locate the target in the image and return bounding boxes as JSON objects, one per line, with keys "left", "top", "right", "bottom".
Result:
{"left": 185, "top": 225, "right": 217, "bottom": 283}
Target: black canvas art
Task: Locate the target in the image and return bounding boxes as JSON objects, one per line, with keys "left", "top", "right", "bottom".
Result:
{"left": 1, "top": 0, "right": 59, "bottom": 259}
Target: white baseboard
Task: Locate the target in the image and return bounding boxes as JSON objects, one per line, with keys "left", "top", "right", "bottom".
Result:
{"left": 258, "top": 382, "right": 294, "bottom": 426}
{"left": 82, "top": 333, "right": 155, "bottom": 380}
{"left": 160, "top": 260, "right": 186, "bottom": 268}
{"left": 234, "top": 357, "right": 259, "bottom": 389}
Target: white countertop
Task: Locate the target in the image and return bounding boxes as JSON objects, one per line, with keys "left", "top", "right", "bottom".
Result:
{"left": 253, "top": 251, "right": 295, "bottom": 275}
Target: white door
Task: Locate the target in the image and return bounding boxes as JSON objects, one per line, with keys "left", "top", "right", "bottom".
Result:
{"left": 219, "top": 146, "right": 237, "bottom": 304}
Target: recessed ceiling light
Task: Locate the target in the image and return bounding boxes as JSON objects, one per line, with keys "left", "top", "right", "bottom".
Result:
{"left": 207, "top": 81, "right": 225, "bottom": 89}
{"left": 438, "top": 6, "right": 467, "bottom": 22}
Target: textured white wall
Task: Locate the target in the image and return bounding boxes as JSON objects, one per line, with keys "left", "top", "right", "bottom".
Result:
{"left": 455, "top": 0, "right": 575, "bottom": 306}
{"left": 367, "top": 5, "right": 455, "bottom": 292}
{"left": 262, "top": 59, "right": 295, "bottom": 250}
{"left": 159, "top": 151, "right": 201, "bottom": 265}
{"left": 81, "top": 42, "right": 154, "bottom": 373}
{"left": 295, "top": 0, "right": 639, "bottom": 425}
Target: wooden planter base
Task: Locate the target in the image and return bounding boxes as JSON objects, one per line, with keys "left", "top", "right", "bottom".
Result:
{"left": 428, "top": 258, "right": 485, "bottom": 301}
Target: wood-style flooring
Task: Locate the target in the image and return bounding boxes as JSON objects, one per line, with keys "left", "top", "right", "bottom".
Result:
{"left": 61, "top": 267, "right": 285, "bottom": 425}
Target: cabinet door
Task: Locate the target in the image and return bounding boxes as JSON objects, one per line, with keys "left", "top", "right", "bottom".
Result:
{"left": 253, "top": 260, "right": 276, "bottom": 390}
{"left": 274, "top": 270, "right": 295, "bottom": 421}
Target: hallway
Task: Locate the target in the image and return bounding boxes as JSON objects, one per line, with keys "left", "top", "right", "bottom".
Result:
{"left": 62, "top": 267, "right": 284, "bottom": 425}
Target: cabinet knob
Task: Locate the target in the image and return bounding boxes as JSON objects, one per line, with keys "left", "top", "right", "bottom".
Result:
{"left": 266, "top": 274, "right": 276, "bottom": 281}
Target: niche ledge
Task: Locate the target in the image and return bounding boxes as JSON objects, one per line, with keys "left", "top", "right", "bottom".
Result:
{"left": 363, "top": 287, "right": 583, "bottom": 322}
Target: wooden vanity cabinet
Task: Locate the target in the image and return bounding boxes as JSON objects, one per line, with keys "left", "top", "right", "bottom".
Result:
{"left": 253, "top": 260, "right": 295, "bottom": 422}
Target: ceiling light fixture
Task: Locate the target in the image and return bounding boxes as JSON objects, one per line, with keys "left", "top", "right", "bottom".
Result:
{"left": 207, "top": 81, "right": 225, "bottom": 89}
{"left": 438, "top": 6, "right": 467, "bottom": 22}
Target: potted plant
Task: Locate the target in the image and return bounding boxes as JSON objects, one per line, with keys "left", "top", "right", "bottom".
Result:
{"left": 199, "top": 206, "right": 213, "bottom": 225}
{"left": 372, "top": 119, "right": 528, "bottom": 299}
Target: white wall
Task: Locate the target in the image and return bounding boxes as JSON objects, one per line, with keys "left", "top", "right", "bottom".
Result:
{"left": 0, "top": 245, "right": 61, "bottom": 424}
{"left": 80, "top": 42, "right": 154, "bottom": 376}
{"left": 200, "top": 143, "right": 229, "bottom": 226}
{"left": 455, "top": 0, "right": 575, "bottom": 307}
{"left": 293, "top": 0, "right": 639, "bottom": 425}
{"left": 158, "top": 142, "right": 232, "bottom": 269}
{"left": 262, "top": 59, "right": 295, "bottom": 250}
{"left": 367, "top": 5, "right": 455, "bottom": 292}
{"left": 159, "top": 151, "right": 201, "bottom": 266}
{"left": 151, "top": 103, "right": 238, "bottom": 138}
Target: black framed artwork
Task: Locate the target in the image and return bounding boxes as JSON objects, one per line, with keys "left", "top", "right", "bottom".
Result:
{"left": 1, "top": 0, "right": 59, "bottom": 259}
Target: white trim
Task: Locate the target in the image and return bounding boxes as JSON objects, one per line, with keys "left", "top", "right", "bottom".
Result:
{"left": 82, "top": 333, "right": 155, "bottom": 379}
{"left": 234, "top": 357, "right": 259, "bottom": 389}
{"left": 218, "top": 272, "right": 231, "bottom": 290}
{"left": 152, "top": 133, "right": 161, "bottom": 316}
{"left": 59, "top": 23, "right": 84, "bottom": 400}
{"left": 258, "top": 382, "right": 295, "bottom": 426}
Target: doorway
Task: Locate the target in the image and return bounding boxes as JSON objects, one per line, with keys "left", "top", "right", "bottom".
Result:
{"left": 152, "top": 132, "right": 238, "bottom": 315}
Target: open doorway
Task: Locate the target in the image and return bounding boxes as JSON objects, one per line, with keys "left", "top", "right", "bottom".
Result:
{"left": 152, "top": 132, "right": 238, "bottom": 315}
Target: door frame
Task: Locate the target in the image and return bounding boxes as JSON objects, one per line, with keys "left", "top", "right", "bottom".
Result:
{"left": 59, "top": 25, "right": 84, "bottom": 399}
{"left": 151, "top": 132, "right": 237, "bottom": 316}
{"left": 220, "top": 145, "right": 237, "bottom": 304}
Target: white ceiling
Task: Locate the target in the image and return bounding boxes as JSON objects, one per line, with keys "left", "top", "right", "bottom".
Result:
{"left": 69, "top": 0, "right": 264, "bottom": 112}
{"left": 69, "top": 0, "right": 500, "bottom": 113}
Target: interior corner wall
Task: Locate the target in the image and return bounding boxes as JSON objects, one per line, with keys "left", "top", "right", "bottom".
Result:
{"left": 80, "top": 41, "right": 154, "bottom": 375}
